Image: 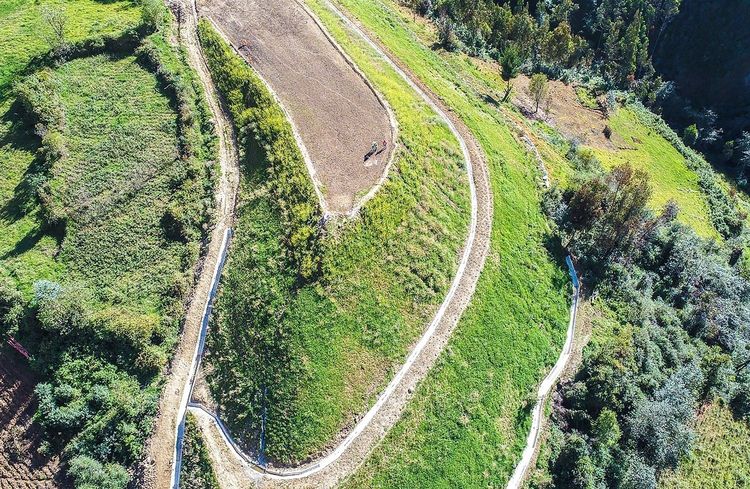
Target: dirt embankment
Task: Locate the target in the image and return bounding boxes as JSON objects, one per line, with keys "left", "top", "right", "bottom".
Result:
{"left": 0, "top": 353, "right": 66, "bottom": 489}
{"left": 199, "top": 0, "right": 395, "bottom": 214}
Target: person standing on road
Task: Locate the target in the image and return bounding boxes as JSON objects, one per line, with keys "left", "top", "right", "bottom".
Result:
{"left": 371, "top": 141, "right": 378, "bottom": 154}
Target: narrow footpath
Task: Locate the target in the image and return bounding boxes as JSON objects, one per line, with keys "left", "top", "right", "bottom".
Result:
{"left": 142, "top": 0, "right": 240, "bottom": 486}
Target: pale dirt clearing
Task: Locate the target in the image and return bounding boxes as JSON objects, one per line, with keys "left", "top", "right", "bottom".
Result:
{"left": 199, "top": 0, "right": 395, "bottom": 214}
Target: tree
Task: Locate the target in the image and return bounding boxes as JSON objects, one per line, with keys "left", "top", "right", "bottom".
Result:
{"left": 436, "top": 14, "right": 458, "bottom": 51}
{"left": 619, "top": 453, "right": 657, "bottom": 489}
{"left": 650, "top": 0, "right": 681, "bottom": 56}
{"left": 552, "top": 434, "right": 596, "bottom": 489}
{"left": 735, "top": 132, "right": 750, "bottom": 180}
{"left": 562, "top": 163, "right": 652, "bottom": 270}
{"left": 543, "top": 21, "right": 576, "bottom": 67}
{"left": 499, "top": 45, "right": 522, "bottom": 103}
{"left": 528, "top": 73, "right": 549, "bottom": 113}
{"left": 40, "top": 5, "right": 67, "bottom": 50}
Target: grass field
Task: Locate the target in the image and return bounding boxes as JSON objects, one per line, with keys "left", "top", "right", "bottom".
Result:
{"left": 298, "top": 0, "right": 571, "bottom": 486}
{"left": 200, "top": 16, "right": 471, "bottom": 463}
{"left": 591, "top": 108, "right": 718, "bottom": 238}
{"left": 0, "top": 0, "right": 141, "bottom": 295}
{"left": 659, "top": 403, "right": 750, "bottom": 489}
{"left": 0, "top": 1, "right": 216, "bottom": 483}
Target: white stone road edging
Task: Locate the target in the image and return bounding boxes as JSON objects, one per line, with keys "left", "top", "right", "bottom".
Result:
{"left": 175, "top": 0, "right": 481, "bottom": 481}
{"left": 171, "top": 228, "right": 233, "bottom": 489}
{"left": 506, "top": 256, "right": 580, "bottom": 489}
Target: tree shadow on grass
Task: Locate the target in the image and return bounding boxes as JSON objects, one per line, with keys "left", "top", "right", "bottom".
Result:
{"left": 0, "top": 101, "right": 44, "bottom": 223}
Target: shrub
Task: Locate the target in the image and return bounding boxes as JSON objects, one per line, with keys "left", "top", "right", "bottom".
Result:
{"left": 139, "top": 0, "right": 165, "bottom": 31}
{"left": 436, "top": 15, "right": 459, "bottom": 51}
{"left": 0, "top": 279, "right": 24, "bottom": 337}
{"left": 683, "top": 123, "right": 698, "bottom": 146}
{"left": 68, "top": 455, "right": 129, "bottom": 489}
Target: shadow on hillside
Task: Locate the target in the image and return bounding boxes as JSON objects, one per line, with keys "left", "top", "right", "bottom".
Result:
{"left": 0, "top": 102, "right": 44, "bottom": 224}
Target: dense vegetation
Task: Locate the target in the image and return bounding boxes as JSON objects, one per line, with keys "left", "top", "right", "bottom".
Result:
{"left": 531, "top": 158, "right": 750, "bottom": 488}
{"left": 401, "top": 0, "right": 750, "bottom": 188}
{"left": 198, "top": 17, "right": 470, "bottom": 464}
{"left": 301, "top": 0, "right": 571, "bottom": 486}
{"left": 178, "top": 414, "right": 220, "bottom": 489}
{"left": 0, "top": 1, "right": 216, "bottom": 485}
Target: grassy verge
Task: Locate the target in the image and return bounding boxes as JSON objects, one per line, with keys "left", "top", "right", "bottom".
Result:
{"left": 1, "top": 2, "right": 217, "bottom": 484}
{"left": 198, "top": 17, "right": 470, "bottom": 463}
{"left": 179, "top": 413, "right": 220, "bottom": 489}
{"left": 300, "top": 0, "right": 571, "bottom": 486}
{"left": 659, "top": 403, "right": 750, "bottom": 489}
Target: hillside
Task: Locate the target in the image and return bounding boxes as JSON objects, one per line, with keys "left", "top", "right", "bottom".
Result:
{"left": 656, "top": 0, "right": 750, "bottom": 136}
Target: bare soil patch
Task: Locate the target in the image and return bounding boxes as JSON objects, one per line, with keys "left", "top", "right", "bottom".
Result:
{"left": 512, "top": 74, "right": 626, "bottom": 150}
{"left": 0, "top": 351, "right": 67, "bottom": 489}
{"left": 199, "top": 0, "right": 394, "bottom": 214}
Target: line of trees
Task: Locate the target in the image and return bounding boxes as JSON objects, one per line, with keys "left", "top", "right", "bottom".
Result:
{"left": 403, "top": 0, "right": 680, "bottom": 87}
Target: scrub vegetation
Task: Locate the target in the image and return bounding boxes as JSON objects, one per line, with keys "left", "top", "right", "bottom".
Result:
{"left": 198, "top": 16, "right": 470, "bottom": 464}
{"left": 528, "top": 144, "right": 750, "bottom": 487}
{"left": 0, "top": 1, "right": 217, "bottom": 485}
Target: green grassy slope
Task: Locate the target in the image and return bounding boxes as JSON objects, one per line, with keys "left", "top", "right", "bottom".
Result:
{"left": 592, "top": 108, "right": 718, "bottom": 239}
{"left": 301, "top": 0, "right": 570, "bottom": 486}
{"left": 659, "top": 403, "right": 750, "bottom": 489}
{"left": 1, "top": 2, "right": 217, "bottom": 483}
{"left": 0, "top": 0, "right": 141, "bottom": 295}
{"left": 51, "top": 54, "right": 190, "bottom": 313}
{"left": 199, "top": 18, "right": 470, "bottom": 463}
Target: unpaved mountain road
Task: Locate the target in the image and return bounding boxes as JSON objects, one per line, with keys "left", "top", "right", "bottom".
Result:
{"left": 141, "top": 0, "right": 240, "bottom": 487}
{"left": 180, "top": 0, "right": 493, "bottom": 486}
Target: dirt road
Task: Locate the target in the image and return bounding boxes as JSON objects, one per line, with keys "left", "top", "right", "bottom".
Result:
{"left": 199, "top": 0, "right": 395, "bottom": 215}
{"left": 183, "top": 0, "right": 493, "bottom": 486}
{"left": 142, "top": 0, "right": 240, "bottom": 486}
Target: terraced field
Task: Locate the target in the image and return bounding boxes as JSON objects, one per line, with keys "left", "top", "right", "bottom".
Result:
{"left": 0, "top": 1, "right": 218, "bottom": 485}
{"left": 0, "top": 354, "right": 63, "bottom": 489}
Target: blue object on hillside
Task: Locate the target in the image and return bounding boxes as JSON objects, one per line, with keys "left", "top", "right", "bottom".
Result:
{"left": 566, "top": 255, "right": 579, "bottom": 290}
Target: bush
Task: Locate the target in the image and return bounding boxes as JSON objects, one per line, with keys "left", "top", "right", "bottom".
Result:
{"left": 139, "top": 0, "right": 165, "bottom": 31}
{"left": 683, "top": 123, "right": 698, "bottom": 146}
{"left": 68, "top": 455, "right": 129, "bottom": 489}
{"left": 0, "top": 279, "right": 24, "bottom": 337}
{"left": 436, "top": 15, "right": 459, "bottom": 51}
